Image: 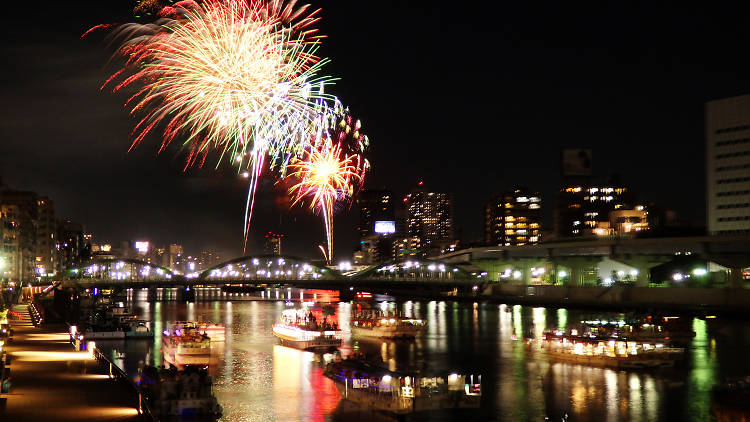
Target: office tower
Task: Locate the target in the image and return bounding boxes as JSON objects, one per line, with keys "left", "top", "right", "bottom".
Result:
{"left": 264, "top": 232, "right": 283, "bottom": 255}
{"left": 706, "top": 94, "right": 750, "bottom": 235}
{"left": 405, "top": 185, "right": 453, "bottom": 255}
{"left": 485, "top": 188, "right": 542, "bottom": 246}
{"left": 555, "top": 178, "right": 633, "bottom": 238}
{"left": 357, "top": 189, "right": 395, "bottom": 238}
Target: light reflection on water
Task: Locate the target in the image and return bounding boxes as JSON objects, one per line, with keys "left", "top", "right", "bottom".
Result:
{"left": 92, "top": 293, "right": 750, "bottom": 421}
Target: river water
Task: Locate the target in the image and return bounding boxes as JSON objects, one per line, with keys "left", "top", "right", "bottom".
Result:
{"left": 94, "top": 288, "right": 750, "bottom": 422}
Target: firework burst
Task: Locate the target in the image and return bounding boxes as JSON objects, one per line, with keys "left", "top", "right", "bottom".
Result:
{"left": 288, "top": 142, "right": 361, "bottom": 263}
{"left": 92, "top": 0, "right": 339, "bottom": 249}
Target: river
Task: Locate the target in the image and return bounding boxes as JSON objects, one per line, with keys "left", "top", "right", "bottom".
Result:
{"left": 94, "top": 288, "right": 750, "bottom": 422}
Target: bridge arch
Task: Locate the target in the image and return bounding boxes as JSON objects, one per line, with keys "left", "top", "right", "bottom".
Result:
{"left": 200, "top": 254, "right": 342, "bottom": 281}
{"left": 353, "top": 259, "right": 481, "bottom": 281}
{"left": 60, "top": 258, "right": 176, "bottom": 282}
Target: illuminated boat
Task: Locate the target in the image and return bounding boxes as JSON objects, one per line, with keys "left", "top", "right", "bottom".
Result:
{"left": 272, "top": 309, "right": 341, "bottom": 351}
{"left": 567, "top": 316, "right": 696, "bottom": 345}
{"left": 139, "top": 365, "right": 222, "bottom": 420}
{"left": 532, "top": 335, "right": 684, "bottom": 369}
{"left": 350, "top": 310, "right": 426, "bottom": 339}
{"left": 162, "top": 322, "right": 212, "bottom": 369}
{"left": 168, "top": 321, "right": 225, "bottom": 342}
{"left": 324, "top": 359, "right": 481, "bottom": 415}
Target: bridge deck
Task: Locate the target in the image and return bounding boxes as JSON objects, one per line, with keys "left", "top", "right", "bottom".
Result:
{"left": 1, "top": 305, "right": 140, "bottom": 422}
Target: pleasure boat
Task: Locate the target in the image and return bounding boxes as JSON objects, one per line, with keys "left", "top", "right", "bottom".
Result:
{"left": 272, "top": 308, "right": 341, "bottom": 351}
{"left": 162, "top": 322, "right": 212, "bottom": 369}
{"left": 325, "top": 359, "right": 481, "bottom": 415}
{"left": 350, "top": 309, "right": 426, "bottom": 339}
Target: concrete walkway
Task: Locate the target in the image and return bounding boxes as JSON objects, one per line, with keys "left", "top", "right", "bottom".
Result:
{"left": 1, "top": 304, "right": 141, "bottom": 422}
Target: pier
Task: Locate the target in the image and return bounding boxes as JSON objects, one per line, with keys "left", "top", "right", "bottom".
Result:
{"left": 0, "top": 305, "right": 141, "bottom": 421}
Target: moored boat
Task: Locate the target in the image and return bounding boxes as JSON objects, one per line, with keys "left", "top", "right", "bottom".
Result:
{"left": 350, "top": 309, "right": 426, "bottom": 339}
{"left": 272, "top": 308, "right": 341, "bottom": 351}
{"left": 532, "top": 335, "right": 684, "bottom": 369}
{"left": 324, "top": 359, "right": 481, "bottom": 415}
{"left": 139, "top": 365, "right": 222, "bottom": 420}
{"left": 168, "top": 321, "right": 225, "bottom": 342}
{"left": 162, "top": 322, "right": 212, "bottom": 369}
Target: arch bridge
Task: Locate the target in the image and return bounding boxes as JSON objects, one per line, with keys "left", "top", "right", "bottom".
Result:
{"left": 51, "top": 255, "right": 484, "bottom": 291}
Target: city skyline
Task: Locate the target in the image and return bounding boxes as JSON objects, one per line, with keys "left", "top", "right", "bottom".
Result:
{"left": 2, "top": 2, "right": 749, "bottom": 259}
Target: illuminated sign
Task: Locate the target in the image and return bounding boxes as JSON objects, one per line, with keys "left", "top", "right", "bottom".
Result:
{"left": 374, "top": 221, "right": 396, "bottom": 234}
{"left": 135, "top": 241, "right": 149, "bottom": 254}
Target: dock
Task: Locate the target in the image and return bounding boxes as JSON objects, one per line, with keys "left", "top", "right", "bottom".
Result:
{"left": 1, "top": 304, "right": 142, "bottom": 421}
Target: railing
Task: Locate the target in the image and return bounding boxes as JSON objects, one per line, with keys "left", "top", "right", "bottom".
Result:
{"left": 90, "top": 347, "right": 158, "bottom": 422}
{"left": 63, "top": 323, "right": 157, "bottom": 422}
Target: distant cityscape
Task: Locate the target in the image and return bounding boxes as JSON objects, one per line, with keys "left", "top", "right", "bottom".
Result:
{"left": 2, "top": 93, "right": 750, "bottom": 281}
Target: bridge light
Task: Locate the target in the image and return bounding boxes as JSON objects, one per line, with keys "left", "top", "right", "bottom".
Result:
{"left": 558, "top": 271, "right": 568, "bottom": 278}
{"left": 692, "top": 268, "right": 708, "bottom": 276}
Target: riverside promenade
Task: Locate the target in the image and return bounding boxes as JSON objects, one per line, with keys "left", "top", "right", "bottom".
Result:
{"left": 1, "top": 304, "right": 141, "bottom": 421}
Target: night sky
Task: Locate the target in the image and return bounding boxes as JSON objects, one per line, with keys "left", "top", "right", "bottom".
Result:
{"left": 1, "top": 2, "right": 749, "bottom": 260}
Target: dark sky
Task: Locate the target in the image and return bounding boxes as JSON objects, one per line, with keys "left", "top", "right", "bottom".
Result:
{"left": 1, "top": 2, "right": 749, "bottom": 260}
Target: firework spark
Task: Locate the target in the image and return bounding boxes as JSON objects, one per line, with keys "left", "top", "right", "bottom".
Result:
{"left": 288, "top": 142, "right": 361, "bottom": 263}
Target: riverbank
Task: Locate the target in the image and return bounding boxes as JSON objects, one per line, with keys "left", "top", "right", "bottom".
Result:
{"left": 1, "top": 304, "right": 141, "bottom": 422}
{"left": 479, "top": 284, "right": 750, "bottom": 316}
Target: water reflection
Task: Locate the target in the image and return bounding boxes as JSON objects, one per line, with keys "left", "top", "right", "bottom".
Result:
{"left": 90, "top": 298, "right": 750, "bottom": 421}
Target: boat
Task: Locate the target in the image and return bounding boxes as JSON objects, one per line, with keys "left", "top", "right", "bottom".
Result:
{"left": 162, "top": 322, "right": 212, "bottom": 369}
{"left": 138, "top": 365, "right": 222, "bottom": 420}
{"left": 569, "top": 316, "right": 695, "bottom": 345}
{"left": 350, "top": 309, "right": 426, "bottom": 339}
{"left": 168, "top": 321, "right": 225, "bottom": 342}
{"left": 125, "top": 321, "right": 152, "bottom": 338}
{"left": 272, "top": 308, "right": 341, "bottom": 351}
{"left": 532, "top": 334, "right": 685, "bottom": 369}
{"left": 324, "top": 359, "right": 481, "bottom": 415}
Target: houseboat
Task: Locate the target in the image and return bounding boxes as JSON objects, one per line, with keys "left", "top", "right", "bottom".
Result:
{"left": 162, "top": 322, "right": 212, "bottom": 369}
{"left": 532, "top": 334, "right": 684, "bottom": 369}
{"left": 139, "top": 365, "right": 222, "bottom": 420}
{"left": 272, "top": 308, "right": 341, "bottom": 351}
{"left": 350, "top": 309, "right": 426, "bottom": 339}
{"left": 324, "top": 359, "right": 481, "bottom": 415}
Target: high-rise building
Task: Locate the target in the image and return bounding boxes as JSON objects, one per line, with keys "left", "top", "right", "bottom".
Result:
{"left": 357, "top": 189, "right": 395, "bottom": 238}
{"left": 405, "top": 185, "right": 453, "bottom": 256}
{"left": 57, "top": 219, "right": 85, "bottom": 271}
{"left": 36, "top": 197, "right": 56, "bottom": 276}
{"left": 706, "top": 94, "right": 750, "bottom": 235}
{"left": 555, "top": 181, "right": 632, "bottom": 238}
{"left": 199, "top": 250, "right": 222, "bottom": 270}
{"left": 264, "top": 232, "right": 283, "bottom": 255}
{"left": 0, "top": 190, "right": 41, "bottom": 281}
{"left": 485, "top": 188, "right": 542, "bottom": 246}
{"left": 392, "top": 236, "right": 422, "bottom": 260}
{"left": 0, "top": 208, "right": 18, "bottom": 281}
{"left": 169, "top": 244, "right": 183, "bottom": 269}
